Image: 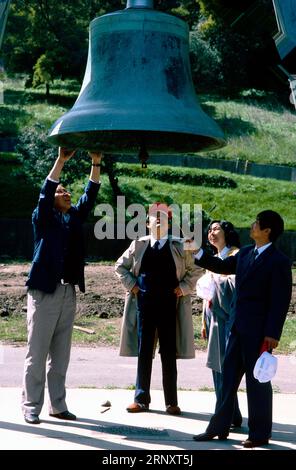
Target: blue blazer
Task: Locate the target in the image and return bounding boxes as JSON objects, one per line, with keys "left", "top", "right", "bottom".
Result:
{"left": 195, "top": 244, "right": 292, "bottom": 340}
{"left": 26, "top": 178, "right": 100, "bottom": 294}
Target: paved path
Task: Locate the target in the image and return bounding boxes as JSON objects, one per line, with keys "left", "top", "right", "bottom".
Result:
{"left": 0, "top": 388, "right": 295, "bottom": 452}
{"left": 1, "top": 345, "right": 296, "bottom": 392}
{"left": 0, "top": 346, "right": 295, "bottom": 453}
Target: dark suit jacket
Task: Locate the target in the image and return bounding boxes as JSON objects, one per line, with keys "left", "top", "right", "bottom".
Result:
{"left": 195, "top": 244, "right": 292, "bottom": 340}
{"left": 26, "top": 178, "right": 100, "bottom": 294}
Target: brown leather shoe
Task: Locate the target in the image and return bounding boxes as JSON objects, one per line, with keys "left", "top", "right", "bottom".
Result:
{"left": 242, "top": 438, "right": 269, "bottom": 448}
{"left": 126, "top": 402, "right": 149, "bottom": 413}
{"left": 166, "top": 405, "right": 181, "bottom": 415}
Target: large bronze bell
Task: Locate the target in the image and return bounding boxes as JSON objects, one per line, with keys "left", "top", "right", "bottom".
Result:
{"left": 48, "top": 0, "right": 226, "bottom": 155}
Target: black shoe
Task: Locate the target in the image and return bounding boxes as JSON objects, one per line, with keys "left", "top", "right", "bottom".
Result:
{"left": 49, "top": 410, "right": 76, "bottom": 420}
{"left": 193, "top": 431, "right": 228, "bottom": 441}
{"left": 232, "top": 422, "right": 242, "bottom": 427}
{"left": 242, "top": 438, "right": 269, "bottom": 448}
{"left": 24, "top": 413, "right": 40, "bottom": 425}
{"left": 230, "top": 421, "right": 242, "bottom": 431}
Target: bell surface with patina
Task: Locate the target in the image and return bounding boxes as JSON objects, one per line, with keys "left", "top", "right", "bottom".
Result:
{"left": 48, "top": 0, "right": 226, "bottom": 153}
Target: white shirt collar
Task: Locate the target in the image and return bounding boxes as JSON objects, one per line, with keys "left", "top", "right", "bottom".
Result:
{"left": 150, "top": 235, "right": 168, "bottom": 249}
{"left": 218, "top": 246, "right": 231, "bottom": 259}
{"left": 255, "top": 242, "right": 272, "bottom": 256}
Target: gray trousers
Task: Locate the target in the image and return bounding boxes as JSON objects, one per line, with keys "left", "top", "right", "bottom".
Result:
{"left": 22, "top": 284, "right": 76, "bottom": 415}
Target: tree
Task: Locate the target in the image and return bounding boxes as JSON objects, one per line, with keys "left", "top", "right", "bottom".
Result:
{"left": 166, "top": 1, "right": 201, "bottom": 28}
{"left": 3, "top": 1, "right": 280, "bottom": 93}
{"left": 3, "top": 0, "right": 90, "bottom": 79}
{"left": 189, "top": 30, "right": 222, "bottom": 90}
{"left": 33, "top": 53, "right": 55, "bottom": 98}
{"left": 3, "top": 1, "right": 202, "bottom": 79}
{"left": 196, "top": 0, "right": 281, "bottom": 92}
{"left": 197, "top": 0, "right": 225, "bottom": 19}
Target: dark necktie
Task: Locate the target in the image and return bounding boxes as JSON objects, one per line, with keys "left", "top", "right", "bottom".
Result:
{"left": 153, "top": 240, "right": 160, "bottom": 250}
{"left": 249, "top": 248, "right": 259, "bottom": 266}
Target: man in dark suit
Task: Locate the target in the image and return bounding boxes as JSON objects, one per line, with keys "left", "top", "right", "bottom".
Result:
{"left": 192, "top": 210, "right": 292, "bottom": 448}
{"left": 22, "top": 147, "right": 102, "bottom": 425}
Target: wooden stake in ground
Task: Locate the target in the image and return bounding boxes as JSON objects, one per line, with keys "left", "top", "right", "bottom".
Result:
{"left": 73, "top": 325, "right": 95, "bottom": 335}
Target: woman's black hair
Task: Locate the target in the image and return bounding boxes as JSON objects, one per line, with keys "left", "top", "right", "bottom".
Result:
{"left": 206, "top": 219, "right": 240, "bottom": 254}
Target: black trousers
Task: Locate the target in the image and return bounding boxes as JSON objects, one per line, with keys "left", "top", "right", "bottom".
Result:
{"left": 207, "top": 327, "right": 272, "bottom": 440}
{"left": 134, "top": 288, "right": 177, "bottom": 406}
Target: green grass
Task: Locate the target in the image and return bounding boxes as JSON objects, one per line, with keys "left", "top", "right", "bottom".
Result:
{"left": 105, "top": 166, "right": 296, "bottom": 230}
{"left": 0, "top": 313, "right": 203, "bottom": 348}
{"left": 72, "top": 317, "right": 122, "bottom": 346}
{"left": 198, "top": 386, "right": 215, "bottom": 392}
{"left": 1, "top": 75, "right": 296, "bottom": 225}
{"left": 276, "top": 318, "right": 296, "bottom": 354}
{"left": 1, "top": 158, "right": 295, "bottom": 227}
{"left": 1, "top": 75, "right": 77, "bottom": 135}
{"left": 1, "top": 155, "right": 296, "bottom": 227}
{"left": 0, "top": 316, "right": 27, "bottom": 343}
{"left": 200, "top": 94, "right": 296, "bottom": 166}
{"left": 2, "top": 76, "right": 296, "bottom": 167}
{"left": 1, "top": 308, "right": 295, "bottom": 355}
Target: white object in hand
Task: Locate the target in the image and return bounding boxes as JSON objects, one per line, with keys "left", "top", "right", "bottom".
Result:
{"left": 253, "top": 351, "right": 278, "bottom": 383}
{"left": 196, "top": 273, "right": 216, "bottom": 301}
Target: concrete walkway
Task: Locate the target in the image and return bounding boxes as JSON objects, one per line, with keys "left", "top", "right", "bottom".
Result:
{"left": 0, "top": 346, "right": 295, "bottom": 452}
{"left": 0, "top": 388, "right": 295, "bottom": 451}
{"left": 1, "top": 345, "right": 296, "bottom": 392}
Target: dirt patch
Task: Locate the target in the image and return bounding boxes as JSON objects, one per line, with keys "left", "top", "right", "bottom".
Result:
{"left": 0, "top": 263, "right": 295, "bottom": 318}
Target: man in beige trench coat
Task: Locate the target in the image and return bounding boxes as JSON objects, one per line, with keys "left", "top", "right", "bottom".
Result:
{"left": 115, "top": 203, "right": 200, "bottom": 415}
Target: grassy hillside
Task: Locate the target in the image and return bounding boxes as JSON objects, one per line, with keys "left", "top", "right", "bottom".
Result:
{"left": 61, "top": 161, "right": 294, "bottom": 230}
{"left": 109, "top": 164, "right": 296, "bottom": 230}
{"left": 201, "top": 92, "right": 296, "bottom": 166}
{"left": 2, "top": 156, "right": 295, "bottom": 229}
{"left": 0, "top": 76, "right": 79, "bottom": 136}
{"left": 2, "top": 76, "right": 296, "bottom": 166}
{"left": 1, "top": 76, "right": 296, "bottom": 227}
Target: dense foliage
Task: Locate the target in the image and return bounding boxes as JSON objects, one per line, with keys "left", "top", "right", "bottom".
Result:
{"left": 2, "top": 1, "right": 200, "bottom": 82}
{"left": 2, "top": 0, "right": 280, "bottom": 93}
{"left": 15, "top": 124, "right": 90, "bottom": 186}
{"left": 116, "top": 163, "right": 237, "bottom": 188}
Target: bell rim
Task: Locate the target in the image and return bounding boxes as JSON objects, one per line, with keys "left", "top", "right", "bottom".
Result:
{"left": 47, "top": 129, "right": 226, "bottom": 153}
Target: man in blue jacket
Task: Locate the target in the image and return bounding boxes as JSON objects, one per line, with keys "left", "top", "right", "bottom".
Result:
{"left": 22, "top": 147, "right": 102, "bottom": 424}
{"left": 192, "top": 210, "right": 292, "bottom": 448}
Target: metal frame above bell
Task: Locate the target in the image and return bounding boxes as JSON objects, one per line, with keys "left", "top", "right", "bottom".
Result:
{"left": 48, "top": 0, "right": 226, "bottom": 154}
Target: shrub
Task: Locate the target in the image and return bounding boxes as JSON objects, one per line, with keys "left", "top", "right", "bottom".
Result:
{"left": 15, "top": 124, "right": 89, "bottom": 187}
{"left": 116, "top": 164, "right": 237, "bottom": 188}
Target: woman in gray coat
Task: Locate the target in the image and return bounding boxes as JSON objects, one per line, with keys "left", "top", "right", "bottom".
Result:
{"left": 115, "top": 204, "right": 199, "bottom": 415}
{"left": 196, "top": 220, "right": 242, "bottom": 427}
